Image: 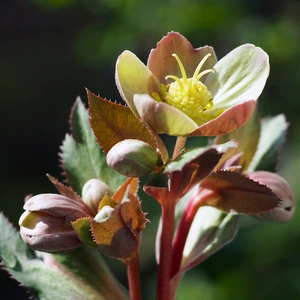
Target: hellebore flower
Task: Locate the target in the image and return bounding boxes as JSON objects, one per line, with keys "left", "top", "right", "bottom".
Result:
{"left": 116, "top": 32, "right": 269, "bottom": 136}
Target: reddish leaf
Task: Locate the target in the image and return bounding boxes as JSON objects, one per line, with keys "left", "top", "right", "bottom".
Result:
{"left": 113, "top": 177, "right": 139, "bottom": 204}
{"left": 143, "top": 172, "right": 170, "bottom": 205}
{"left": 168, "top": 149, "right": 223, "bottom": 201}
{"left": 120, "top": 193, "right": 148, "bottom": 236}
{"left": 87, "top": 90, "right": 158, "bottom": 154}
{"left": 47, "top": 174, "right": 84, "bottom": 204}
{"left": 201, "top": 171, "right": 280, "bottom": 215}
{"left": 91, "top": 206, "right": 137, "bottom": 259}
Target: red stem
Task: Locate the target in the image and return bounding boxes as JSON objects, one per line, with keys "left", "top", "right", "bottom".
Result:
{"left": 171, "top": 189, "right": 215, "bottom": 278}
{"left": 127, "top": 250, "right": 142, "bottom": 300}
{"left": 157, "top": 201, "right": 176, "bottom": 300}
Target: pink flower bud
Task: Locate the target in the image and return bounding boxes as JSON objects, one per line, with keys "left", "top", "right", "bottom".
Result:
{"left": 19, "top": 194, "right": 90, "bottom": 252}
{"left": 82, "top": 179, "right": 114, "bottom": 215}
{"left": 248, "top": 171, "right": 295, "bottom": 223}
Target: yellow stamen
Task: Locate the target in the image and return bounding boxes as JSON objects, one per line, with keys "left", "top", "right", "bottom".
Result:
{"left": 160, "top": 53, "right": 217, "bottom": 125}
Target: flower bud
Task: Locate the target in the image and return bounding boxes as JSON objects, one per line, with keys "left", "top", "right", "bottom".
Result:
{"left": 248, "top": 171, "right": 295, "bottom": 223}
{"left": 94, "top": 205, "right": 115, "bottom": 222}
{"left": 19, "top": 194, "right": 90, "bottom": 252}
{"left": 106, "top": 139, "right": 158, "bottom": 177}
{"left": 82, "top": 179, "right": 114, "bottom": 215}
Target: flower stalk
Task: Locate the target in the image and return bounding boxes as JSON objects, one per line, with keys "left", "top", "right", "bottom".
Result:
{"left": 157, "top": 201, "right": 176, "bottom": 300}
{"left": 126, "top": 250, "right": 142, "bottom": 300}
{"left": 170, "top": 189, "right": 216, "bottom": 278}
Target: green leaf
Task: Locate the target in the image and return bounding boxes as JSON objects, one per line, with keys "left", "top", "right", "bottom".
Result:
{"left": 248, "top": 114, "right": 288, "bottom": 172}
{"left": 60, "top": 97, "right": 126, "bottom": 194}
{"left": 0, "top": 213, "right": 128, "bottom": 300}
{"left": 179, "top": 207, "right": 239, "bottom": 275}
{"left": 72, "top": 217, "right": 98, "bottom": 248}
{"left": 215, "top": 111, "right": 260, "bottom": 172}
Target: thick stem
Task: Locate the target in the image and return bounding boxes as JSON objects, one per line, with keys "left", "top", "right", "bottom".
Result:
{"left": 157, "top": 202, "right": 176, "bottom": 300}
{"left": 127, "top": 250, "right": 142, "bottom": 300}
{"left": 171, "top": 189, "right": 216, "bottom": 278}
{"left": 172, "top": 136, "right": 187, "bottom": 159}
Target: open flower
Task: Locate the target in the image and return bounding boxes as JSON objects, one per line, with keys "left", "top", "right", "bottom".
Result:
{"left": 116, "top": 32, "right": 269, "bottom": 136}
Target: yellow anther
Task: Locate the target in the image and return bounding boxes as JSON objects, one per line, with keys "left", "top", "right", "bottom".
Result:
{"left": 162, "top": 53, "right": 216, "bottom": 124}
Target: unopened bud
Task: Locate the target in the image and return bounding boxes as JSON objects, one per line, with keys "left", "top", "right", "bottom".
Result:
{"left": 94, "top": 205, "right": 115, "bottom": 222}
{"left": 106, "top": 139, "right": 158, "bottom": 177}
{"left": 19, "top": 194, "right": 89, "bottom": 252}
{"left": 82, "top": 179, "right": 114, "bottom": 215}
{"left": 248, "top": 171, "right": 295, "bottom": 223}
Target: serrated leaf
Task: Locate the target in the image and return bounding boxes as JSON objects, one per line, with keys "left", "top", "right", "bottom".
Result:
{"left": 91, "top": 181, "right": 146, "bottom": 259}
{"left": 163, "top": 141, "right": 236, "bottom": 202}
{"left": 0, "top": 213, "right": 128, "bottom": 300}
{"left": 60, "top": 97, "right": 126, "bottom": 194}
{"left": 72, "top": 217, "right": 98, "bottom": 248}
{"left": 47, "top": 174, "right": 83, "bottom": 203}
{"left": 120, "top": 193, "right": 147, "bottom": 237}
{"left": 248, "top": 114, "right": 288, "bottom": 172}
{"left": 201, "top": 171, "right": 281, "bottom": 214}
{"left": 165, "top": 141, "right": 236, "bottom": 173}
{"left": 91, "top": 205, "right": 137, "bottom": 259}
{"left": 113, "top": 177, "right": 139, "bottom": 204}
{"left": 88, "top": 90, "right": 158, "bottom": 153}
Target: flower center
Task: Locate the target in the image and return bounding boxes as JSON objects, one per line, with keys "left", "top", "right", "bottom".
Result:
{"left": 153, "top": 53, "right": 215, "bottom": 125}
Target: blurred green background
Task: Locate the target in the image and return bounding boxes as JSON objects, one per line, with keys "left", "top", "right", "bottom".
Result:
{"left": 1, "top": 0, "right": 300, "bottom": 299}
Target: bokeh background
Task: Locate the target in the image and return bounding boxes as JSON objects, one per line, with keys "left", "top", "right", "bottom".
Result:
{"left": 1, "top": 0, "right": 300, "bottom": 299}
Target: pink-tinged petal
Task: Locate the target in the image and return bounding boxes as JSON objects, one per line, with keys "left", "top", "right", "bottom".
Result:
{"left": 248, "top": 171, "right": 295, "bottom": 223}
{"left": 205, "top": 44, "right": 269, "bottom": 111}
{"left": 147, "top": 32, "right": 217, "bottom": 84}
{"left": 24, "top": 194, "right": 90, "bottom": 222}
{"left": 133, "top": 94, "right": 198, "bottom": 136}
{"left": 19, "top": 211, "right": 83, "bottom": 253}
{"left": 190, "top": 100, "right": 256, "bottom": 136}
{"left": 115, "top": 50, "right": 161, "bottom": 116}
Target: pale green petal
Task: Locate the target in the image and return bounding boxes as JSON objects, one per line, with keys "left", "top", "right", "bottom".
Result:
{"left": 205, "top": 44, "right": 269, "bottom": 111}
{"left": 115, "top": 50, "right": 161, "bottom": 116}
{"left": 133, "top": 94, "right": 198, "bottom": 136}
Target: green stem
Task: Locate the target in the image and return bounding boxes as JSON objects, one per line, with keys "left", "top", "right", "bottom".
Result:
{"left": 172, "top": 136, "right": 187, "bottom": 159}
{"left": 127, "top": 250, "right": 142, "bottom": 300}
{"left": 157, "top": 201, "right": 176, "bottom": 300}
